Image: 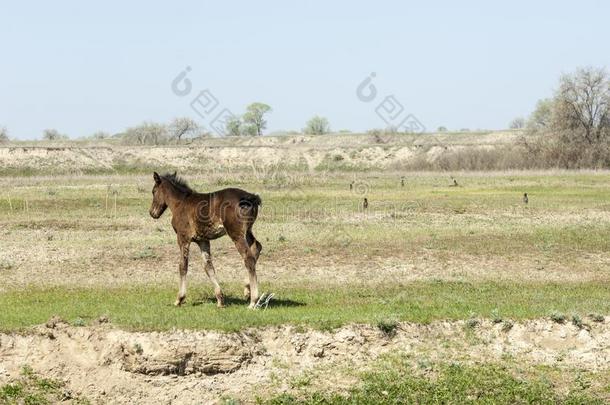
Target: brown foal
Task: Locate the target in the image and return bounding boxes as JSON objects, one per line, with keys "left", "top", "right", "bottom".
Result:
{"left": 149, "top": 172, "right": 262, "bottom": 308}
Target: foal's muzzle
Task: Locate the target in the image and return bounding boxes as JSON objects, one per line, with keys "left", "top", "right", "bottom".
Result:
{"left": 149, "top": 204, "right": 167, "bottom": 219}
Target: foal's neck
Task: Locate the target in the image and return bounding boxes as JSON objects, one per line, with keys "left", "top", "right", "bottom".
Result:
{"left": 164, "top": 182, "right": 189, "bottom": 210}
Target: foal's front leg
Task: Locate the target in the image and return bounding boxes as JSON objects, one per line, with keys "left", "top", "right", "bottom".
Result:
{"left": 175, "top": 238, "right": 190, "bottom": 306}
{"left": 198, "top": 240, "right": 224, "bottom": 308}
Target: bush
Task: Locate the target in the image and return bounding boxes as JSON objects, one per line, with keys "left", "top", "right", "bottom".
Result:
{"left": 304, "top": 115, "right": 331, "bottom": 135}
{"left": 42, "top": 128, "right": 68, "bottom": 141}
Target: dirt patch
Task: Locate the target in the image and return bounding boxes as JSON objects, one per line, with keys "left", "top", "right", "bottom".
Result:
{"left": 0, "top": 318, "right": 609, "bottom": 404}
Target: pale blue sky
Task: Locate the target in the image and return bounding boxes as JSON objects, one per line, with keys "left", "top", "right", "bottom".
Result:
{"left": 1, "top": 0, "right": 609, "bottom": 139}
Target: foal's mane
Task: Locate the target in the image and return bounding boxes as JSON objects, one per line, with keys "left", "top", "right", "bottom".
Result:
{"left": 162, "top": 172, "right": 194, "bottom": 194}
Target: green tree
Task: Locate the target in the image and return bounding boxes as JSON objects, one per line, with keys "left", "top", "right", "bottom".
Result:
{"left": 303, "top": 115, "right": 331, "bottom": 135}
{"left": 527, "top": 99, "right": 553, "bottom": 131}
{"left": 242, "top": 102, "right": 272, "bottom": 136}
{"left": 225, "top": 116, "right": 242, "bottom": 136}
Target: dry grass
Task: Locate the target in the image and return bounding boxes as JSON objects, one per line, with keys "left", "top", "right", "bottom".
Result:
{"left": 0, "top": 170, "right": 609, "bottom": 291}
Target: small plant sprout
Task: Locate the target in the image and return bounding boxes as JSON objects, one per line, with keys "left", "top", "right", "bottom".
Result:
{"left": 491, "top": 308, "right": 502, "bottom": 324}
{"left": 550, "top": 311, "right": 566, "bottom": 324}
{"left": 376, "top": 317, "right": 399, "bottom": 338}
{"left": 571, "top": 314, "right": 583, "bottom": 329}
{"left": 465, "top": 318, "right": 479, "bottom": 329}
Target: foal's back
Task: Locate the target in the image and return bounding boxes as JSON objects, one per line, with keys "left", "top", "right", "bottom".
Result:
{"left": 182, "top": 187, "right": 261, "bottom": 240}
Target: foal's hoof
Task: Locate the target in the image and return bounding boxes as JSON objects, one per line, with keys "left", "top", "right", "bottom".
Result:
{"left": 174, "top": 296, "right": 186, "bottom": 306}
{"left": 216, "top": 294, "right": 225, "bottom": 308}
{"left": 248, "top": 303, "right": 258, "bottom": 310}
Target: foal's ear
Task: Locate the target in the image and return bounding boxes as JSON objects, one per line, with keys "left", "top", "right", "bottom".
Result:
{"left": 153, "top": 172, "right": 161, "bottom": 185}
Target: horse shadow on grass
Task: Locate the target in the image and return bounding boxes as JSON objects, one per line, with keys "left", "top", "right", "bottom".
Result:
{"left": 191, "top": 294, "right": 305, "bottom": 308}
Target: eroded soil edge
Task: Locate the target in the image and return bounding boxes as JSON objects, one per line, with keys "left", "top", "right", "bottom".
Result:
{"left": 1, "top": 318, "right": 609, "bottom": 404}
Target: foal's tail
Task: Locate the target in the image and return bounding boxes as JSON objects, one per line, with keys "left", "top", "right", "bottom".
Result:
{"left": 239, "top": 193, "right": 262, "bottom": 208}
{"left": 238, "top": 193, "right": 262, "bottom": 222}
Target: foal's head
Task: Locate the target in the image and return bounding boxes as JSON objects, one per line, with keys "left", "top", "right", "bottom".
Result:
{"left": 149, "top": 172, "right": 168, "bottom": 218}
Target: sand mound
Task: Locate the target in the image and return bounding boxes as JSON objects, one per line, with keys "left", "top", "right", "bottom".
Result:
{"left": 0, "top": 317, "right": 608, "bottom": 404}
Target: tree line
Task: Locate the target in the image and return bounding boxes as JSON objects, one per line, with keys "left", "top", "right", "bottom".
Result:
{"left": 1, "top": 67, "right": 608, "bottom": 168}
{"left": 0, "top": 102, "right": 335, "bottom": 144}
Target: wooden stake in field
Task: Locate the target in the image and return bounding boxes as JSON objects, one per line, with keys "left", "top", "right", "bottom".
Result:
{"left": 106, "top": 184, "right": 119, "bottom": 217}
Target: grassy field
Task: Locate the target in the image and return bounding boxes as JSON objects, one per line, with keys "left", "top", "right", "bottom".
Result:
{"left": 262, "top": 355, "right": 609, "bottom": 404}
{"left": 1, "top": 170, "right": 609, "bottom": 329}
{"left": 1, "top": 168, "right": 609, "bottom": 403}
{"left": 1, "top": 282, "right": 610, "bottom": 332}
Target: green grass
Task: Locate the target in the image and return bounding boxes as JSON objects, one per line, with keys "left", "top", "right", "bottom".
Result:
{"left": 261, "top": 356, "right": 606, "bottom": 404}
{"left": 0, "top": 365, "right": 89, "bottom": 404}
{"left": 1, "top": 281, "right": 609, "bottom": 332}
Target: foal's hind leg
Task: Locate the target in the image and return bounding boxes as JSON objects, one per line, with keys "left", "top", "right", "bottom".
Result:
{"left": 198, "top": 240, "right": 224, "bottom": 308}
{"left": 243, "top": 230, "right": 262, "bottom": 300}
{"left": 175, "top": 238, "right": 190, "bottom": 306}
{"left": 233, "top": 237, "right": 259, "bottom": 308}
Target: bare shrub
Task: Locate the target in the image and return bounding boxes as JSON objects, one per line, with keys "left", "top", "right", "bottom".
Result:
{"left": 91, "top": 131, "right": 110, "bottom": 140}
{"left": 527, "top": 135, "right": 610, "bottom": 169}
{"left": 391, "top": 145, "right": 533, "bottom": 171}
{"left": 0, "top": 126, "right": 8, "bottom": 142}
{"left": 169, "top": 117, "right": 199, "bottom": 143}
{"left": 122, "top": 122, "right": 168, "bottom": 145}
{"left": 509, "top": 117, "right": 525, "bottom": 129}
